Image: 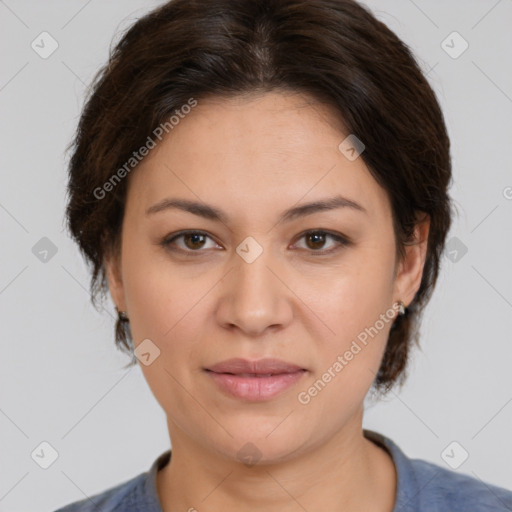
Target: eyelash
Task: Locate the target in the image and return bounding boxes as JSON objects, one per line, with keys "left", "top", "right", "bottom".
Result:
{"left": 160, "top": 229, "right": 350, "bottom": 257}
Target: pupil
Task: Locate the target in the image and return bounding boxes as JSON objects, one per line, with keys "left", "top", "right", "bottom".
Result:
{"left": 186, "top": 234, "right": 205, "bottom": 249}
{"left": 308, "top": 233, "right": 325, "bottom": 249}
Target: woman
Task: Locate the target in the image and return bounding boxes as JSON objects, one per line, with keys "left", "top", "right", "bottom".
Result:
{"left": 56, "top": 0, "right": 512, "bottom": 510}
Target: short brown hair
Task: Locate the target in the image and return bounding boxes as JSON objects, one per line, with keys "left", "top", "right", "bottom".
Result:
{"left": 65, "top": 0, "right": 454, "bottom": 393}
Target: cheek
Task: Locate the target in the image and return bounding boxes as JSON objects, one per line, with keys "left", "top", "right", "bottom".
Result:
{"left": 120, "top": 240, "right": 216, "bottom": 393}
{"left": 120, "top": 236, "right": 190, "bottom": 342}
{"left": 306, "top": 246, "right": 396, "bottom": 383}
{"left": 317, "top": 242, "right": 395, "bottom": 327}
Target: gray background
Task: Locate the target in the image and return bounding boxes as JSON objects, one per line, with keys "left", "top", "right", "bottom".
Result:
{"left": 1, "top": 0, "right": 511, "bottom": 510}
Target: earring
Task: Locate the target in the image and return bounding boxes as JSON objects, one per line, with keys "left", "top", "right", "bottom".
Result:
{"left": 115, "top": 306, "right": 129, "bottom": 322}
{"left": 397, "top": 300, "right": 406, "bottom": 316}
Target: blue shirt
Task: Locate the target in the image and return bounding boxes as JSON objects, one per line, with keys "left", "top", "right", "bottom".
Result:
{"left": 54, "top": 429, "right": 512, "bottom": 511}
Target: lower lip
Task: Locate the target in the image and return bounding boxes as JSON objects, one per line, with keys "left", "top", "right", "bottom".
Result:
{"left": 205, "top": 370, "right": 307, "bottom": 401}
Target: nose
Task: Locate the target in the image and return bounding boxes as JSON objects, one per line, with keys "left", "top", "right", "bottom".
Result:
{"left": 215, "top": 247, "right": 294, "bottom": 337}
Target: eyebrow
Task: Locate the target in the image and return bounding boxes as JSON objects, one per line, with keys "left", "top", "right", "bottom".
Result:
{"left": 145, "top": 195, "right": 367, "bottom": 223}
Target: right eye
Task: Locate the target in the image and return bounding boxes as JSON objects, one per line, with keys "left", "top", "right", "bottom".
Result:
{"left": 160, "top": 230, "right": 223, "bottom": 255}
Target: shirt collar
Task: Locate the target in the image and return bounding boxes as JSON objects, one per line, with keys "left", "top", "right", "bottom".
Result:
{"left": 364, "top": 428, "right": 423, "bottom": 511}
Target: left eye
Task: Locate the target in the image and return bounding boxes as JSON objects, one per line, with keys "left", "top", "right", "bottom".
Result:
{"left": 293, "top": 230, "right": 349, "bottom": 254}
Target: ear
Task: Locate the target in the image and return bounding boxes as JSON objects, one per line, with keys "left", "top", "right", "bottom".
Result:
{"left": 104, "top": 248, "right": 127, "bottom": 313}
{"left": 393, "top": 213, "right": 430, "bottom": 307}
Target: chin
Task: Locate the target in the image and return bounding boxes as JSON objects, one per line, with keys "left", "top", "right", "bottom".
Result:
{"left": 203, "top": 422, "right": 308, "bottom": 467}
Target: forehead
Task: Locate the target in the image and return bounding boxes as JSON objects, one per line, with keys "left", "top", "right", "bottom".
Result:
{"left": 126, "top": 91, "right": 391, "bottom": 225}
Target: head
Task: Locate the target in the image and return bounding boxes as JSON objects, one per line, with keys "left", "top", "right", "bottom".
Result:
{"left": 65, "top": 0, "right": 453, "bottom": 463}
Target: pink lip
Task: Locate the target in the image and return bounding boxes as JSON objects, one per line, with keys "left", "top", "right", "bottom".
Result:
{"left": 204, "top": 358, "right": 307, "bottom": 401}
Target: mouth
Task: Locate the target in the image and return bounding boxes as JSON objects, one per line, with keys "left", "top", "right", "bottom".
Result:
{"left": 212, "top": 372, "right": 295, "bottom": 377}
{"left": 204, "top": 358, "right": 307, "bottom": 401}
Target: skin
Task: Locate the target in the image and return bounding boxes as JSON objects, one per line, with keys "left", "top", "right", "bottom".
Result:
{"left": 105, "top": 91, "right": 429, "bottom": 511}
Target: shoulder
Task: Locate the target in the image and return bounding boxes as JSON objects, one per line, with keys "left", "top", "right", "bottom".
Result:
{"left": 364, "top": 430, "right": 512, "bottom": 512}
{"left": 53, "top": 474, "right": 144, "bottom": 512}
{"left": 406, "top": 456, "right": 512, "bottom": 511}
{"left": 53, "top": 450, "right": 170, "bottom": 512}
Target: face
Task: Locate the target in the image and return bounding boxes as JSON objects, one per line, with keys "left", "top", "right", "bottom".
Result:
{"left": 106, "top": 91, "right": 428, "bottom": 464}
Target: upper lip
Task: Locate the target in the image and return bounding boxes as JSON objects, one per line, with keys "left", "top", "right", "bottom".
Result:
{"left": 205, "top": 358, "right": 305, "bottom": 375}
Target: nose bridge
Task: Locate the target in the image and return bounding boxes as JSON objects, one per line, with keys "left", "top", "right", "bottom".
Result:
{"left": 217, "top": 238, "right": 293, "bottom": 334}
{"left": 236, "top": 246, "right": 277, "bottom": 300}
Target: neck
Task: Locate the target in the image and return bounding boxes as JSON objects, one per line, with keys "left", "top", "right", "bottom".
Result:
{"left": 156, "top": 411, "right": 397, "bottom": 512}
